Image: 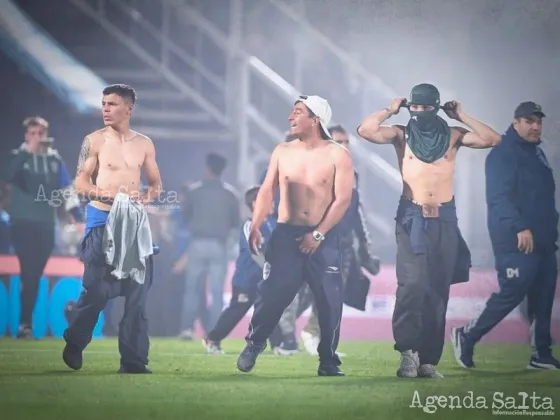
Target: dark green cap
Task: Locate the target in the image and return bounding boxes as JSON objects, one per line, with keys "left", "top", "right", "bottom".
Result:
{"left": 409, "top": 83, "right": 441, "bottom": 108}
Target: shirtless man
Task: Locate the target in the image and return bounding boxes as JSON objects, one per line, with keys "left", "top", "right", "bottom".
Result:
{"left": 357, "top": 83, "right": 501, "bottom": 379}
{"left": 236, "top": 95, "right": 354, "bottom": 376}
{"left": 62, "top": 84, "right": 162, "bottom": 374}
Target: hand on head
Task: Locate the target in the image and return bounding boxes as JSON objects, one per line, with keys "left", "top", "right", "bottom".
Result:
{"left": 442, "top": 101, "right": 462, "bottom": 120}
{"left": 388, "top": 98, "right": 407, "bottom": 115}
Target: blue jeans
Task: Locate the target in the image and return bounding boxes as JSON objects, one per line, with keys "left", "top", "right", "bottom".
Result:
{"left": 181, "top": 239, "right": 228, "bottom": 333}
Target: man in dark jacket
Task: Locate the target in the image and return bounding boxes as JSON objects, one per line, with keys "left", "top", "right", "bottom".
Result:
{"left": 179, "top": 153, "right": 240, "bottom": 339}
{"left": 452, "top": 102, "right": 559, "bottom": 370}
{"left": 0, "top": 117, "right": 83, "bottom": 338}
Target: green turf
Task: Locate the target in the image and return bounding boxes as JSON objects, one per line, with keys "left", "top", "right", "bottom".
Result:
{"left": 0, "top": 339, "right": 558, "bottom": 419}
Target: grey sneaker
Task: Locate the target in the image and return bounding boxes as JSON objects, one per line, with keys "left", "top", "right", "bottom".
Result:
{"left": 418, "top": 364, "right": 444, "bottom": 379}
{"left": 237, "top": 341, "right": 267, "bottom": 373}
{"left": 397, "top": 350, "right": 419, "bottom": 378}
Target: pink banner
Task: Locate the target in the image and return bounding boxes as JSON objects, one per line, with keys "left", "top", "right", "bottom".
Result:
{"left": 213, "top": 263, "right": 560, "bottom": 343}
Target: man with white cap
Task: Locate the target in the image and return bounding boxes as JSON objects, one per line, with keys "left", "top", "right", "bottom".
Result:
{"left": 237, "top": 95, "right": 354, "bottom": 376}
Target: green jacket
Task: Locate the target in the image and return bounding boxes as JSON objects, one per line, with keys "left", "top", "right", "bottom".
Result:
{"left": 0, "top": 144, "right": 72, "bottom": 225}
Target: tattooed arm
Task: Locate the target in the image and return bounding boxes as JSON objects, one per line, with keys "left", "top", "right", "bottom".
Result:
{"left": 73, "top": 135, "right": 113, "bottom": 203}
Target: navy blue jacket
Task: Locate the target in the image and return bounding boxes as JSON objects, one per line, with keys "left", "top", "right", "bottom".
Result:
{"left": 231, "top": 216, "right": 276, "bottom": 290}
{"left": 486, "top": 126, "right": 558, "bottom": 254}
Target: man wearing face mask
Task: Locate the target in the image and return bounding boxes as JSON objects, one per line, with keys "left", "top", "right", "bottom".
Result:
{"left": 0, "top": 117, "right": 84, "bottom": 339}
{"left": 452, "top": 102, "right": 559, "bottom": 370}
{"left": 357, "top": 83, "right": 501, "bottom": 378}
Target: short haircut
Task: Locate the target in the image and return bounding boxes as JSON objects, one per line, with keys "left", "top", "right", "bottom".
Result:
{"left": 103, "top": 84, "right": 136, "bottom": 105}
{"left": 23, "top": 116, "right": 49, "bottom": 132}
{"left": 294, "top": 101, "right": 330, "bottom": 140}
{"left": 328, "top": 125, "right": 347, "bottom": 137}
{"left": 206, "top": 153, "right": 227, "bottom": 176}
{"left": 245, "top": 186, "right": 260, "bottom": 211}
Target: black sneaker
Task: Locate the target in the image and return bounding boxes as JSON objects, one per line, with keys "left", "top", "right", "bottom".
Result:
{"left": 237, "top": 341, "right": 267, "bottom": 373}
{"left": 528, "top": 354, "right": 560, "bottom": 370}
{"left": 451, "top": 327, "right": 476, "bottom": 368}
{"left": 118, "top": 365, "right": 152, "bottom": 374}
{"left": 16, "top": 324, "right": 33, "bottom": 339}
{"left": 62, "top": 343, "right": 83, "bottom": 370}
{"left": 318, "top": 364, "right": 345, "bottom": 376}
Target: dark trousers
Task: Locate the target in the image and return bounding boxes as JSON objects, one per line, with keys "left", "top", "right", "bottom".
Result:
{"left": 10, "top": 222, "right": 55, "bottom": 326}
{"left": 246, "top": 223, "right": 344, "bottom": 366}
{"left": 64, "top": 227, "right": 154, "bottom": 369}
{"left": 392, "top": 220, "right": 458, "bottom": 365}
{"left": 464, "top": 251, "right": 557, "bottom": 356}
{"left": 207, "top": 285, "right": 257, "bottom": 342}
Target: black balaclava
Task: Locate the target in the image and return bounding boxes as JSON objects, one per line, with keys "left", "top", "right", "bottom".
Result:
{"left": 404, "top": 83, "right": 451, "bottom": 163}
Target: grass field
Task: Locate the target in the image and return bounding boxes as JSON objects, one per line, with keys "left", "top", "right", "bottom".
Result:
{"left": 0, "top": 338, "right": 558, "bottom": 419}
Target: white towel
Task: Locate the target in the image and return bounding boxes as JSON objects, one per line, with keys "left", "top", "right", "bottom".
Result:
{"left": 103, "top": 193, "right": 153, "bottom": 284}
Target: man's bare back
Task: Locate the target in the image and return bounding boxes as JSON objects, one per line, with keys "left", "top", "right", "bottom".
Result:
{"left": 392, "top": 126, "right": 463, "bottom": 205}
{"left": 75, "top": 127, "right": 160, "bottom": 210}
{"left": 275, "top": 140, "right": 343, "bottom": 226}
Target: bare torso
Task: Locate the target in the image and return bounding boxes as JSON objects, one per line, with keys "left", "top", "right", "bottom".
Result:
{"left": 276, "top": 141, "right": 338, "bottom": 226}
{"left": 88, "top": 128, "right": 149, "bottom": 211}
{"left": 394, "top": 126, "right": 463, "bottom": 205}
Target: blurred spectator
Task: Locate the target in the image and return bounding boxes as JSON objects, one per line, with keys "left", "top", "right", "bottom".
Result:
{"left": 171, "top": 182, "right": 191, "bottom": 276}
{"left": 0, "top": 116, "right": 84, "bottom": 339}
{"left": 170, "top": 182, "right": 211, "bottom": 337}
{"left": 179, "top": 153, "right": 240, "bottom": 340}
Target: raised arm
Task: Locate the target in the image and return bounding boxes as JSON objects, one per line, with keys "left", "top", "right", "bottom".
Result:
{"left": 443, "top": 101, "right": 501, "bottom": 149}
{"left": 316, "top": 147, "right": 354, "bottom": 235}
{"left": 141, "top": 138, "right": 163, "bottom": 203}
{"left": 251, "top": 145, "right": 281, "bottom": 232}
{"left": 73, "top": 136, "right": 111, "bottom": 202}
{"left": 357, "top": 98, "right": 405, "bottom": 144}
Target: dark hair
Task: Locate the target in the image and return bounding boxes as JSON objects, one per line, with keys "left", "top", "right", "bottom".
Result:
{"left": 245, "top": 186, "right": 260, "bottom": 211}
{"left": 328, "top": 125, "right": 347, "bottom": 137}
{"left": 23, "top": 116, "right": 49, "bottom": 132}
{"left": 206, "top": 153, "right": 227, "bottom": 176}
{"left": 294, "top": 101, "right": 330, "bottom": 140}
{"left": 319, "top": 127, "right": 330, "bottom": 140}
{"left": 103, "top": 84, "right": 136, "bottom": 105}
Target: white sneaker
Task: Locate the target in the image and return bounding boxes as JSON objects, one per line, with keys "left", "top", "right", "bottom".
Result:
{"left": 300, "top": 330, "right": 319, "bottom": 356}
{"left": 336, "top": 351, "right": 347, "bottom": 358}
{"left": 202, "top": 338, "right": 225, "bottom": 355}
